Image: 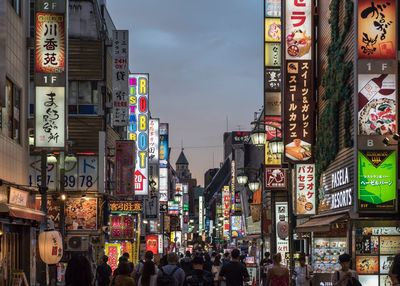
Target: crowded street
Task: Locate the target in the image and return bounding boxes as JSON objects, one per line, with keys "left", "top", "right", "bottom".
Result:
{"left": 0, "top": 0, "right": 399, "bottom": 285}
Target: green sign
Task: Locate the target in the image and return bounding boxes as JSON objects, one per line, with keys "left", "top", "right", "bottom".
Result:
{"left": 358, "top": 150, "right": 397, "bottom": 212}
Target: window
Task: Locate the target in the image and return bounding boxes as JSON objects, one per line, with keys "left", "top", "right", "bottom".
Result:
{"left": 8, "top": 0, "right": 21, "bottom": 16}
{"left": 68, "top": 81, "right": 99, "bottom": 115}
{"left": 3, "top": 79, "right": 21, "bottom": 143}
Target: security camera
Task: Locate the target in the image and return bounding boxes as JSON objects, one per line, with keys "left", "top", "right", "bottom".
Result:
{"left": 383, "top": 137, "right": 390, "bottom": 146}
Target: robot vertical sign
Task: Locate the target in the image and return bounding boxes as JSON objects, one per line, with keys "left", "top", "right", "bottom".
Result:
{"left": 128, "top": 74, "right": 149, "bottom": 195}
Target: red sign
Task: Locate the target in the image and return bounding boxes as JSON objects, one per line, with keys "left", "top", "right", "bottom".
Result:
{"left": 134, "top": 170, "right": 146, "bottom": 191}
{"left": 264, "top": 116, "right": 282, "bottom": 140}
{"left": 146, "top": 235, "right": 158, "bottom": 255}
{"left": 265, "top": 168, "right": 287, "bottom": 189}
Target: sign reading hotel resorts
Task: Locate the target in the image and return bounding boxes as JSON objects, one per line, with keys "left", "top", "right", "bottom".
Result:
{"left": 34, "top": 0, "right": 66, "bottom": 148}
{"left": 283, "top": 0, "right": 314, "bottom": 162}
{"left": 358, "top": 150, "right": 397, "bottom": 212}
{"left": 356, "top": 0, "right": 398, "bottom": 213}
{"left": 112, "top": 30, "right": 129, "bottom": 126}
{"left": 128, "top": 74, "right": 149, "bottom": 195}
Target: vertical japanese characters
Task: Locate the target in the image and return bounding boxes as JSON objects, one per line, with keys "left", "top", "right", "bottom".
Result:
{"left": 295, "top": 164, "right": 316, "bottom": 215}
{"left": 112, "top": 31, "right": 129, "bottom": 126}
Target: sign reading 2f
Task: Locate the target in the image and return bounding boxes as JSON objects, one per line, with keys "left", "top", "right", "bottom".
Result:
{"left": 128, "top": 74, "right": 149, "bottom": 195}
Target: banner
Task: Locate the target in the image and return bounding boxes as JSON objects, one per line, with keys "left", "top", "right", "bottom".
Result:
{"left": 149, "top": 119, "right": 160, "bottom": 164}
{"left": 115, "top": 141, "right": 135, "bottom": 196}
{"left": 358, "top": 150, "right": 396, "bottom": 212}
{"left": 222, "top": 186, "right": 231, "bottom": 239}
{"left": 112, "top": 30, "right": 129, "bottom": 126}
{"left": 159, "top": 123, "right": 169, "bottom": 168}
{"left": 295, "top": 164, "right": 316, "bottom": 215}
{"left": 146, "top": 235, "right": 159, "bottom": 255}
{"left": 128, "top": 74, "right": 149, "bottom": 195}
{"left": 358, "top": 0, "right": 397, "bottom": 59}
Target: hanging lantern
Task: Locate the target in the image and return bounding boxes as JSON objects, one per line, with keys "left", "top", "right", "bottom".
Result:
{"left": 38, "top": 230, "right": 63, "bottom": 264}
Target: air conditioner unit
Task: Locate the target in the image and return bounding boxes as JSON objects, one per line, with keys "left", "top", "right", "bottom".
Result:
{"left": 65, "top": 235, "right": 90, "bottom": 252}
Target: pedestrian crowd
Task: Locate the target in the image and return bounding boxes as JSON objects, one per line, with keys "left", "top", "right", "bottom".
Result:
{"left": 64, "top": 249, "right": 400, "bottom": 286}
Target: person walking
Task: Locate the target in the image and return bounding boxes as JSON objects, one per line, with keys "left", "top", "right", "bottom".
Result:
{"left": 65, "top": 255, "right": 94, "bottom": 286}
{"left": 211, "top": 254, "right": 222, "bottom": 286}
{"left": 180, "top": 250, "right": 193, "bottom": 276}
{"left": 95, "top": 255, "right": 112, "bottom": 286}
{"left": 157, "top": 252, "right": 186, "bottom": 286}
{"left": 135, "top": 251, "right": 154, "bottom": 280}
{"left": 219, "top": 249, "right": 250, "bottom": 286}
{"left": 204, "top": 253, "right": 213, "bottom": 272}
{"left": 266, "top": 253, "right": 289, "bottom": 286}
{"left": 137, "top": 260, "right": 158, "bottom": 286}
{"left": 260, "top": 252, "right": 272, "bottom": 286}
{"left": 221, "top": 252, "right": 230, "bottom": 266}
{"left": 111, "top": 262, "right": 135, "bottom": 286}
{"left": 293, "top": 255, "right": 313, "bottom": 286}
{"left": 331, "top": 253, "right": 360, "bottom": 286}
{"left": 185, "top": 256, "right": 214, "bottom": 286}
{"left": 390, "top": 253, "right": 400, "bottom": 285}
{"left": 122, "top": 252, "right": 135, "bottom": 274}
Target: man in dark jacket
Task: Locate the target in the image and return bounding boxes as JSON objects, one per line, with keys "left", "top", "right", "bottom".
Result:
{"left": 186, "top": 256, "right": 214, "bottom": 286}
{"left": 180, "top": 250, "right": 193, "bottom": 275}
{"left": 96, "top": 255, "right": 112, "bottom": 286}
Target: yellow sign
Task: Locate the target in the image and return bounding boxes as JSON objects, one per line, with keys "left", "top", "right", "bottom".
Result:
{"left": 109, "top": 201, "right": 143, "bottom": 213}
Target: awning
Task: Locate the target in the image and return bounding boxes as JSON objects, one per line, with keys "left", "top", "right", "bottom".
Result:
{"left": 0, "top": 203, "right": 45, "bottom": 222}
{"left": 296, "top": 214, "right": 347, "bottom": 233}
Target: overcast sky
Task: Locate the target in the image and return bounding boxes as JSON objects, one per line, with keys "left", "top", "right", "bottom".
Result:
{"left": 107, "top": 0, "right": 263, "bottom": 186}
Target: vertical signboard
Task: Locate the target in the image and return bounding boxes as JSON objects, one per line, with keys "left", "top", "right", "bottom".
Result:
{"left": 230, "top": 160, "right": 236, "bottom": 213}
{"left": 199, "top": 196, "right": 204, "bottom": 232}
{"left": 145, "top": 235, "right": 159, "bottom": 255}
{"left": 159, "top": 123, "right": 169, "bottom": 206}
{"left": 115, "top": 141, "right": 135, "bottom": 196}
{"left": 149, "top": 119, "right": 159, "bottom": 164}
{"left": 112, "top": 30, "right": 129, "bottom": 126}
{"left": 34, "top": 0, "right": 67, "bottom": 148}
{"left": 222, "top": 186, "right": 231, "bottom": 239}
{"left": 357, "top": 0, "right": 398, "bottom": 213}
{"left": 284, "top": 0, "right": 314, "bottom": 162}
{"left": 128, "top": 74, "right": 149, "bottom": 195}
{"left": 295, "top": 164, "right": 316, "bottom": 215}
{"left": 275, "top": 202, "right": 289, "bottom": 265}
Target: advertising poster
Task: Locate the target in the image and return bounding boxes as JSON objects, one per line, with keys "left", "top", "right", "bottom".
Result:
{"left": 110, "top": 215, "right": 134, "bottom": 240}
{"left": 112, "top": 30, "right": 129, "bottom": 126}
{"left": 35, "top": 86, "right": 65, "bottom": 148}
{"left": 283, "top": 61, "right": 314, "bottom": 162}
{"left": 159, "top": 168, "right": 168, "bottom": 203}
{"left": 115, "top": 141, "right": 135, "bottom": 196}
{"left": 149, "top": 119, "right": 159, "bottom": 164}
{"left": 265, "top": 168, "right": 287, "bottom": 189}
{"left": 65, "top": 198, "right": 97, "bottom": 230}
{"left": 358, "top": 74, "right": 396, "bottom": 135}
{"left": 380, "top": 236, "right": 400, "bottom": 255}
{"left": 265, "top": 116, "right": 281, "bottom": 140}
{"left": 285, "top": 0, "right": 313, "bottom": 60}
{"left": 35, "top": 12, "right": 65, "bottom": 73}
{"left": 264, "top": 18, "right": 281, "bottom": 42}
{"left": 265, "top": 0, "right": 281, "bottom": 17}
{"left": 222, "top": 186, "right": 231, "bottom": 239}
{"left": 356, "top": 256, "right": 379, "bottom": 274}
{"left": 145, "top": 235, "right": 159, "bottom": 255}
{"left": 159, "top": 123, "right": 169, "bottom": 168}
{"left": 358, "top": 150, "right": 396, "bottom": 212}
{"left": 105, "top": 243, "right": 121, "bottom": 272}
{"left": 295, "top": 164, "right": 316, "bottom": 215}
{"left": 265, "top": 43, "right": 281, "bottom": 66}
{"left": 275, "top": 202, "right": 289, "bottom": 265}
{"left": 358, "top": 0, "right": 397, "bottom": 59}
{"left": 231, "top": 216, "right": 244, "bottom": 238}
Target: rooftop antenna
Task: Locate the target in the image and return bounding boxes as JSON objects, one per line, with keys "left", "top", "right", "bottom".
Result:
{"left": 181, "top": 139, "right": 183, "bottom": 151}
{"left": 226, "top": 116, "right": 229, "bottom": 132}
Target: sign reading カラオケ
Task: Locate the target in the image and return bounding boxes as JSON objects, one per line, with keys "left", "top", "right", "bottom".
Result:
{"left": 34, "top": 0, "right": 67, "bottom": 149}
{"left": 128, "top": 74, "right": 149, "bottom": 195}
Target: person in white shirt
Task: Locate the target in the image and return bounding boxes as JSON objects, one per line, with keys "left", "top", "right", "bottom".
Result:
{"left": 293, "top": 255, "right": 313, "bottom": 286}
{"left": 331, "top": 253, "right": 359, "bottom": 286}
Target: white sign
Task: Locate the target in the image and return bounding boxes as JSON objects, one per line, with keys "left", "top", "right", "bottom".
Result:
{"left": 275, "top": 202, "right": 289, "bottom": 265}
{"left": 9, "top": 187, "right": 29, "bottom": 207}
{"left": 158, "top": 234, "right": 164, "bottom": 254}
{"left": 199, "top": 196, "right": 204, "bottom": 231}
{"left": 35, "top": 86, "right": 65, "bottom": 148}
{"left": 295, "top": 164, "right": 316, "bottom": 215}
{"left": 331, "top": 168, "right": 350, "bottom": 189}
{"left": 159, "top": 168, "right": 168, "bottom": 202}
{"left": 285, "top": 0, "right": 313, "bottom": 60}
{"left": 149, "top": 119, "right": 159, "bottom": 163}
{"left": 112, "top": 30, "right": 129, "bottom": 126}
{"left": 330, "top": 188, "right": 352, "bottom": 210}
{"left": 128, "top": 74, "right": 149, "bottom": 195}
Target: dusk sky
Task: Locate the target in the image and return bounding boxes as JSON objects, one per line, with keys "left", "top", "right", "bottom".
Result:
{"left": 107, "top": 1, "right": 263, "bottom": 186}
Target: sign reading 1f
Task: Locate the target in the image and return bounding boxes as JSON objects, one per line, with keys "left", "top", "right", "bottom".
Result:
{"left": 128, "top": 74, "right": 149, "bottom": 195}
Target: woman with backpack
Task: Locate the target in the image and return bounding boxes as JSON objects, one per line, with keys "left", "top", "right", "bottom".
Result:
{"left": 211, "top": 254, "right": 222, "bottom": 286}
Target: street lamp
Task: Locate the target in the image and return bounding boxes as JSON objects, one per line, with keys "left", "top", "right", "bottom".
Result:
{"left": 248, "top": 181, "right": 260, "bottom": 192}
{"left": 250, "top": 126, "right": 267, "bottom": 147}
{"left": 237, "top": 173, "right": 248, "bottom": 185}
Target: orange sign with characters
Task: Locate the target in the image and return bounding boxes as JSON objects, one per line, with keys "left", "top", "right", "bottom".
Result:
{"left": 146, "top": 235, "right": 158, "bottom": 255}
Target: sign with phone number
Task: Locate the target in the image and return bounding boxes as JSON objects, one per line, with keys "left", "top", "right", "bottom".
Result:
{"left": 29, "top": 156, "right": 98, "bottom": 191}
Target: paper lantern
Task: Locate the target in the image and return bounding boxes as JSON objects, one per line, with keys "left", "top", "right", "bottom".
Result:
{"left": 38, "top": 230, "right": 63, "bottom": 264}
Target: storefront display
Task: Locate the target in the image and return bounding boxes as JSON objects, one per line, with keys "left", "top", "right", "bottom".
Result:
{"left": 356, "top": 226, "right": 400, "bottom": 285}
{"left": 313, "top": 237, "right": 347, "bottom": 273}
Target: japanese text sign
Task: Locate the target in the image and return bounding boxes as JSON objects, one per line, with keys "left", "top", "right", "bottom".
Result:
{"left": 358, "top": 150, "right": 397, "bottom": 212}
{"left": 159, "top": 123, "right": 169, "bottom": 168}
{"left": 265, "top": 18, "right": 282, "bottom": 43}
{"left": 222, "top": 186, "right": 231, "bottom": 239}
{"left": 115, "top": 141, "right": 135, "bottom": 197}
{"left": 265, "top": 168, "right": 287, "bottom": 189}
{"left": 358, "top": 0, "right": 397, "bottom": 59}
{"left": 35, "top": 86, "right": 65, "bottom": 148}
{"left": 295, "top": 164, "right": 316, "bottom": 215}
{"left": 128, "top": 74, "right": 149, "bottom": 195}
{"left": 112, "top": 30, "right": 129, "bottom": 126}
{"left": 265, "top": 0, "right": 281, "bottom": 17}
{"left": 265, "top": 43, "right": 281, "bottom": 67}
{"left": 285, "top": 0, "right": 313, "bottom": 60}
{"left": 149, "top": 119, "right": 159, "bottom": 164}
{"left": 110, "top": 215, "right": 135, "bottom": 240}
{"left": 284, "top": 61, "right": 314, "bottom": 162}
{"left": 265, "top": 68, "right": 281, "bottom": 91}
{"left": 109, "top": 200, "right": 143, "bottom": 213}
{"left": 146, "top": 235, "right": 159, "bottom": 255}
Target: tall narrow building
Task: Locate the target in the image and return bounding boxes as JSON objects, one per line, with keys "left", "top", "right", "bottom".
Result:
{"left": 176, "top": 148, "right": 191, "bottom": 180}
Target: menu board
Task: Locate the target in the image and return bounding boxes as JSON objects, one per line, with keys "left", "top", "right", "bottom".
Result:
{"left": 313, "top": 237, "right": 347, "bottom": 273}
{"left": 356, "top": 227, "right": 400, "bottom": 285}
